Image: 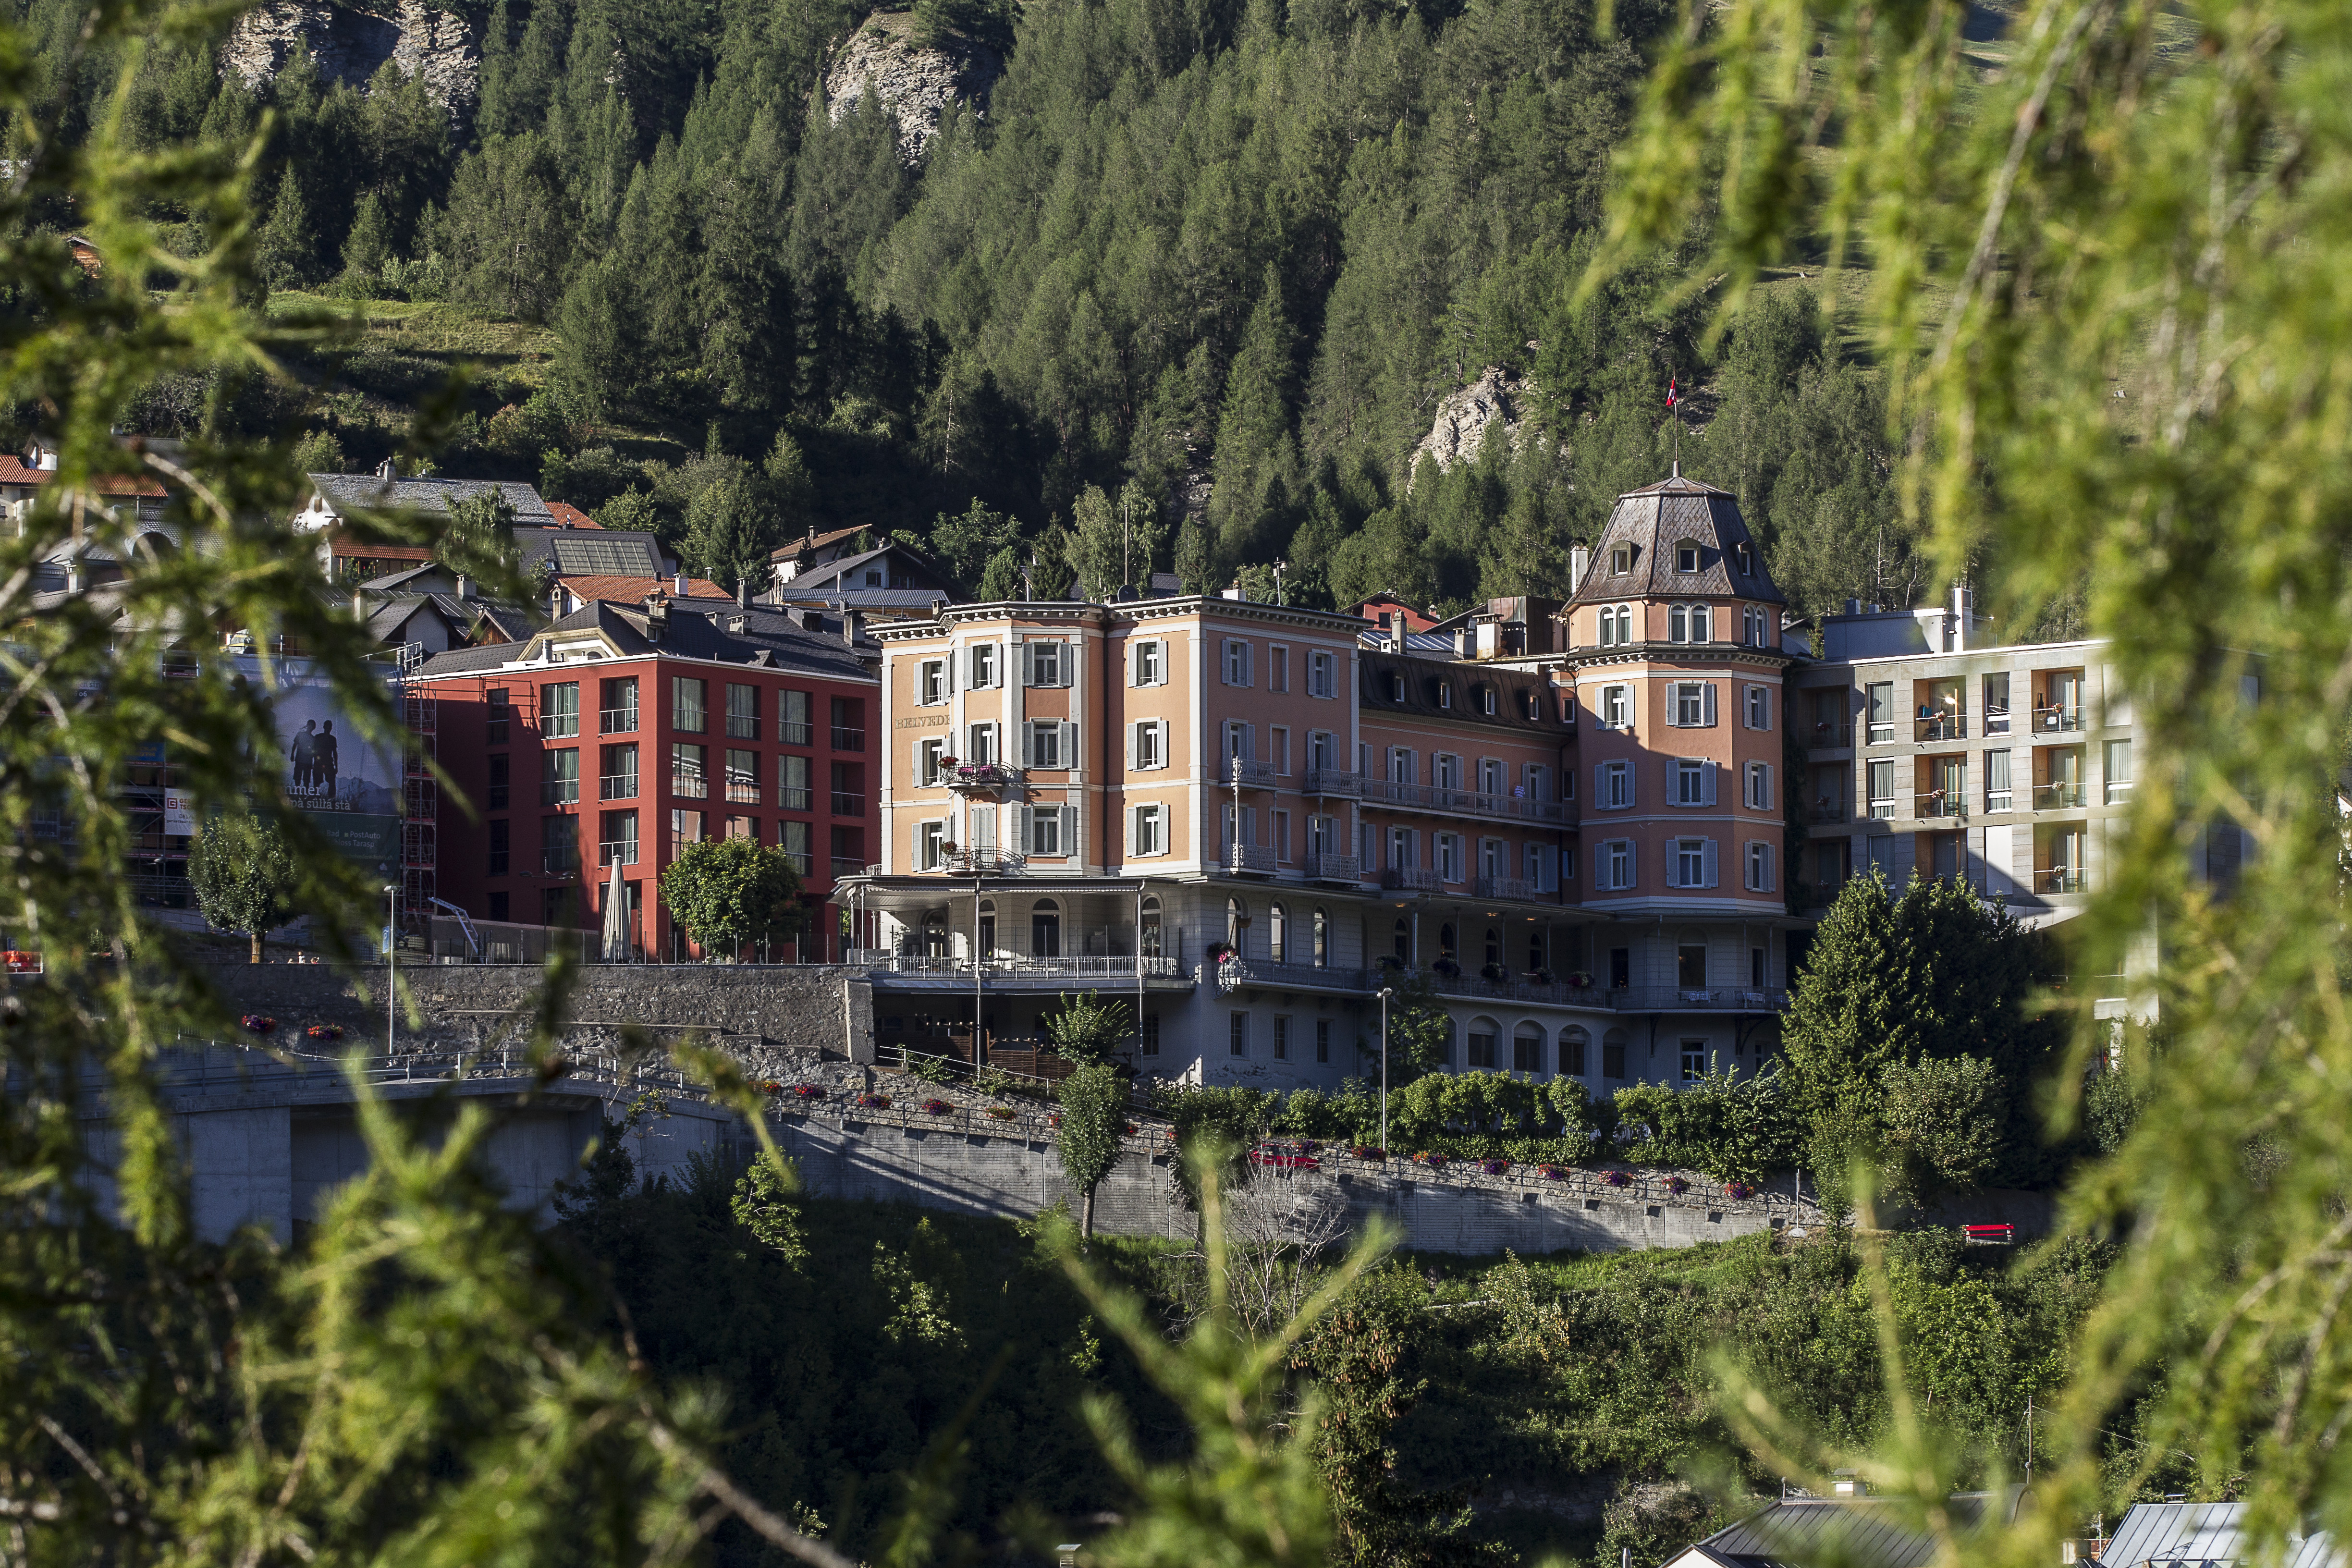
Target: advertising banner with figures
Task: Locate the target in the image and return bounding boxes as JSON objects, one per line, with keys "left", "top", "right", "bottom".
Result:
{"left": 164, "top": 660, "right": 402, "bottom": 862}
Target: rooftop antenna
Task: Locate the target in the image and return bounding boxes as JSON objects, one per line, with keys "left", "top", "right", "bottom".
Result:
{"left": 1666, "top": 373, "right": 1681, "bottom": 478}
{"left": 1274, "top": 558, "right": 1288, "bottom": 606}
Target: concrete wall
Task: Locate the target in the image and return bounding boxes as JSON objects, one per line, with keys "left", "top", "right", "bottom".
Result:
{"left": 192, "top": 962, "right": 874, "bottom": 1060}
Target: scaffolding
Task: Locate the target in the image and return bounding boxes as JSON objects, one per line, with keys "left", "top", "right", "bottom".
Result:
{"left": 397, "top": 643, "right": 437, "bottom": 919}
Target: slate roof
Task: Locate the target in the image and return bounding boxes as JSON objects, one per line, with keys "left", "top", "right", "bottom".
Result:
{"left": 783, "top": 542, "right": 955, "bottom": 594}
{"left": 414, "top": 597, "right": 874, "bottom": 685}
{"left": 2095, "top": 1503, "right": 2343, "bottom": 1568}
{"left": 773, "top": 587, "right": 953, "bottom": 611}
{"left": 1680, "top": 1494, "right": 2024, "bottom": 1568}
{"left": 308, "top": 473, "right": 554, "bottom": 522}
{"left": 1358, "top": 649, "right": 1568, "bottom": 734}
{"left": 1570, "top": 472, "right": 1787, "bottom": 608}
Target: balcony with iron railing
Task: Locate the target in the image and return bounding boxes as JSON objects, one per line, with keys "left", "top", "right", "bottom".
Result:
{"left": 1304, "top": 852, "right": 1362, "bottom": 882}
{"left": 779, "top": 785, "right": 812, "bottom": 811}
{"left": 726, "top": 712, "right": 760, "bottom": 740}
{"left": 1356, "top": 774, "right": 1572, "bottom": 825}
{"left": 1305, "top": 768, "right": 1363, "bottom": 798}
{"left": 854, "top": 949, "right": 1190, "bottom": 985}
{"left": 779, "top": 719, "right": 814, "bottom": 746}
{"left": 1915, "top": 711, "right": 1968, "bottom": 743}
{"left": 948, "top": 762, "right": 1025, "bottom": 793}
{"left": 600, "top": 707, "right": 637, "bottom": 735}
{"left": 2034, "top": 867, "right": 2087, "bottom": 894}
{"left": 672, "top": 767, "right": 706, "bottom": 799}
{"left": 1473, "top": 875, "right": 1539, "bottom": 901}
{"left": 2031, "top": 704, "right": 2085, "bottom": 734}
{"left": 1382, "top": 867, "right": 1444, "bottom": 893}
{"left": 1982, "top": 705, "right": 2013, "bottom": 735}
{"left": 1224, "top": 758, "right": 1279, "bottom": 787}
{"left": 1806, "top": 798, "right": 1849, "bottom": 824}
{"left": 831, "top": 726, "right": 866, "bottom": 752}
{"left": 726, "top": 774, "right": 760, "bottom": 805}
{"left": 540, "top": 777, "right": 579, "bottom": 807}
{"left": 1914, "top": 789, "right": 1967, "bottom": 821}
{"left": 1985, "top": 790, "right": 2014, "bottom": 813}
{"left": 1221, "top": 842, "right": 1277, "bottom": 874}
{"left": 2033, "top": 782, "right": 2087, "bottom": 811}
{"left": 942, "top": 848, "right": 1027, "bottom": 874}
{"left": 832, "top": 792, "right": 865, "bottom": 817}
{"left": 599, "top": 772, "right": 637, "bottom": 801}
{"left": 830, "top": 856, "right": 864, "bottom": 880}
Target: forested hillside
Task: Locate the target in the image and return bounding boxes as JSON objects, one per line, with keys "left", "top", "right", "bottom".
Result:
{"left": 16, "top": 0, "right": 1941, "bottom": 617}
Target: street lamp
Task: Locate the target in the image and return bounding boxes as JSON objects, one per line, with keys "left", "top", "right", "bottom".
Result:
{"left": 1376, "top": 986, "right": 1396, "bottom": 1152}
{"left": 382, "top": 884, "right": 398, "bottom": 1053}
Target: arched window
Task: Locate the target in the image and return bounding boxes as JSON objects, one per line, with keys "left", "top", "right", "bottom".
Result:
{"left": 1691, "top": 604, "right": 1712, "bottom": 642}
{"left": 1269, "top": 903, "right": 1287, "bottom": 965}
{"left": 1439, "top": 923, "right": 1458, "bottom": 960}
{"left": 1227, "top": 897, "right": 1249, "bottom": 956}
{"left": 1669, "top": 604, "right": 1688, "bottom": 643}
{"left": 1467, "top": 1017, "right": 1499, "bottom": 1070}
{"left": 1528, "top": 928, "right": 1546, "bottom": 974}
{"left": 1032, "top": 897, "right": 1062, "bottom": 958}
{"left": 1514, "top": 1021, "right": 1545, "bottom": 1074}
{"left": 921, "top": 911, "right": 948, "bottom": 957}
{"left": 1393, "top": 918, "right": 1411, "bottom": 964}
{"left": 1560, "top": 1026, "right": 1590, "bottom": 1077}
{"left": 978, "top": 898, "right": 996, "bottom": 957}
{"left": 1615, "top": 605, "right": 1634, "bottom": 643}
{"left": 1483, "top": 927, "right": 1502, "bottom": 974}
{"left": 1312, "top": 907, "right": 1329, "bottom": 968}
{"left": 1140, "top": 895, "right": 1161, "bottom": 957}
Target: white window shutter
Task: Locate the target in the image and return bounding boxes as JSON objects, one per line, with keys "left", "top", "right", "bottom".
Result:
{"left": 1061, "top": 805, "right": 1078, "bottom": 855}
{"left": 1703, "top": 761, "right": 1718, "bottom": 807}
{"left": 1019, "top": 723, "right": 1033, "bottom": 766}
{"left": 1626, "top": 761, "right": 1635, "bottom": 806}
{"left": 1019, "top": 642, "right": 1034, "bottom": 686}
{"left": 1703, "top": 683, "right": 1718, "bottom": 726}
{"left": 1060, "top": 721, "right": 1077, "bottom": 766}
{"left": 1157, "top": 643, "right": 1171, "bottom": 686}
{"left": 1125, "top": 723, "right": 1137, "bottom": 769}
{"left": 1623, "top": 841, "right": 1636, "bottom": 889}
{"left": 972, "top": 806, "right": 994, "bottom": 852}
{"left": 1703, "top": 838, "right": 1719, "bottom": 887}
{"left": 1126, "top": 807, "right": 1137, "bottom": 856}
{"left": 1761, "top": 764, "right": 1773, "bottom": 810}
{"left": 1764, "top": 843, "right": 1776, "bottom": 893}
{"left": 1156, "top": 720, "right": 1169, "bottom": 766}
{"left": 1015, "top": 804, "right": 1031, "bottom": 849}
{"left": 1760, "top": 687, "right": 1772, "bottom": 729}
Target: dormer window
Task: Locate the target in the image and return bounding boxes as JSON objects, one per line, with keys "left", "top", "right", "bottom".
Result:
{"left": 1734, "top": 541, "right": 1753, "bottom": 576}
{"left": 1676, "top": 540, "right": 1702, "bottom": 573}
{"left": 1478, "top": 685, "right": 1496, "bottom": 715}
{"left": 1389, "top": 672, "right": 1406, "bottom": 701}
{"left": 1435, "top": 681, "right": 1453, "bottom": 710}
{"left": 1610, "top": 543, "right": 1633, "bottom": 575}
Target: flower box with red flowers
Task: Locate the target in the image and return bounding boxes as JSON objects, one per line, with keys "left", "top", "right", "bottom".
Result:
{"left": 1411, "top": 1151, "right": 1448, "bottom": 1168}
{"left": 304, "top": 1023, "right": 342, "bottom": 1041}
{"left": 1725, "top": 1180, "right": 1758, "bottom": 1200}
{"left": 1664, "top": 1174, "right": 1690, "bottom": 1196}
{"left": 789, "top": 1084, "right": 825, "bottom": 1100}
{"left": 241, "top": 1015, "right": 275, "bottom": 1035}
{"left": 1537, "top": 1164, "right": 1570, "bottom": 1181}
{"left": 1477, "top": 1157, "right": 1510, "bottom": 1176}
{"left": 1352, "top": 1145, "right": 1387, "bottom": 1162}
{"left": 920, "top": 1098, "right": 953, "bottom": 1115}
{"left": 759, "top": 1080, "right": 784, "bottom": 1094}
{"left": 1602, "top": 1168, "right": 1632, "bottom": 1188}
{"left": 986, "top": 1105, "right": 1017, "bottom": 1120}
{"left": 855, "top": 1093, "right": 891, "bottom": 1110}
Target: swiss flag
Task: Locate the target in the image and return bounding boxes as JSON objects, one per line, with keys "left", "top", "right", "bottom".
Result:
{"left": 1666, "top": 376, "right": 1678, "bottom": 408}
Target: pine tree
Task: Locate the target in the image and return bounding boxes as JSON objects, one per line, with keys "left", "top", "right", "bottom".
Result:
{"left": 1206, "top": 264, "right": 1303, "bottom": 574}
{"left": 338, "top": 191, "right": 392, "bottom": 287}
{"left": 255, "top": 167, "right": 317, "bottom": 291}
{"left": 680, "top": 461, "right": 784, "bottom": 593}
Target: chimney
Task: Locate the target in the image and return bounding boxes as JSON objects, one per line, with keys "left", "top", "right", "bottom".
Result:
{"left": 1845, "top": 598, "right": 1862, "bottom": 616}
{"left": 1570, "top": 545, "right": 1589, "bottom": 593}
{"left": 455, "top": 573, "right": 471, "bottom": 600}
{"left": 736, "top": 577, "right": 750, "bottom": 609}
{"left": 672, "top": 569, "right": 687, "bottom": 595}
{"left": 1950, "top": 580, "right": 1973, "bottom": 652}
{"left": 549, "top": 584, "right": 565, "bottom": 619}
{"left": 1454, "top": 625, "right": 1473, "bottom": 659}
{"left": 374, "top": 457, "right": 396, "bottom": 481}
{"left": 1387, "top": 610, "right": 1409, "bottom": 648}
{"left": 841, "top": 608, "right": 862, "bottom": 644}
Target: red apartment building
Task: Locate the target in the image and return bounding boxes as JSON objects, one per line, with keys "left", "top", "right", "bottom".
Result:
{"left": 410, "top": 595, "right": 880, "bottom": 958}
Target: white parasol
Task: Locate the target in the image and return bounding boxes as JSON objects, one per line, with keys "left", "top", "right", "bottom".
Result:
{"left": 601, "top": 854, "right": 629, "bottom": 962}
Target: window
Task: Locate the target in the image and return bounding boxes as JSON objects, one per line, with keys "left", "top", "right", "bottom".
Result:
{"left": 1131, "top": 639, "right": 1163, "bottom": 686}
{"left": 1434, "top": 753, "right": 1460, "bottom": 791}
{"left": 599, "top": 744, "right": 637, "bottom": 800}
{"left": 1673, "top": 838, "right": 1708, "bottom": 887}
{"left": 1611, "top": 604, "right": 1634, "bottom": 643}
{"left": 2105, "top": 739, "right": 2133, "bottom": 804}
{"left": 541, "top": 816, "right": 578, "bottom": 876}
{"left": 1023, "top": 641, "right": 1066, "bottom": 687}
{"left": 488, "top": 818, "right": 509, "bottom": 875}
{"left": 1466, "top": 1022, "right": 1497, "bottom": 1069}
{"left": 673, "top": 809, "right": 704, "bottom": 845}
{"left": 1690, "top": 604, "right": 1711, "bottom": 641}
{"left": 1223, "top": 639, "right": 1252, "bottom": 686}
{"left": 1678, "top": 938, "right": 1707, "bottom": 987}
{"left": 1676, "top": 759, "right": 1709, "bottom": 806}
{"left": 1600, "top": 684, "right": 1630, "bottom": 728}
{"left": 1436, "top": 833, "right": 1463, "bottom": 883}
{"left": 779, "top": 753, "right": 810, "bottom": 811}
{"left": 1393, "top": 919, "right": 1411, "bottom": 964}
{"left": 601, "top": 676, "right": 639, "bottom": 734}
{"left": 1609, "top": 947, "right": 1631, "bottom": 988}
{"left": 1308, "top": 731, "right": 1336, "bottom": 773}
{"left": 487, "top": 754, "right": 510, "bottom": 811}
{"left": 726, "top": 749, "right": 758, "bottom": 804}
{"left": 1736, "top": 542, "right": 1754, "bottom": 576}
{"left": 1745, "top": 685, "right": 1772, "bottom": 729}
{"left": 533, "top": 682, "right": 576, "bottom": 740}
{"left": 1387, "top": 747, "right": 1415, "bottom": 784}
{"left": 1868, "top": 760, "right": 1899, "bottom": 818}
{"left": 1029, "top": 806, "right": 1063, "bottom": 856}
{"left": 918, "top": 820, "right": 946, "bottom": 870}
{"left": 1753, "top": 946, "right": 1767, "bottom": 988}
{"left": 1141, "top": 896, "right": 1162, "bottom": 956}
{"left": 1271, "top": 726, "right": 1291, "bottom": 775}
{"left": 1600, "top": 839, "right": 1634, "bottom": 891}
{"left": 1310, "top": 650, "right": 1336, "bottom": 698}
{"left": 779, "top": 690, "right": 811, "bottom": 746}
{"left": 1132, "top": 720, "right": 1166, "bottom": 770}
{"left": 1670, "top": 682, "right": 1715, "bottom": 727}
{"left": 672, "top": 677, "right": 705, "bottom": 734}
{"left": 541, "top": 748, "right": 579, "bottom": 806}
{"left": 918, "top": 659, "right": 950, "bottom": 706}
{"left": 1133, "top": 804, "right": 1164, "bottom": 855}
{"left": 1561, "top": 1028, "right": 1589, "bottom": 1076}
{"left": 671, "top": 742, "right": 707, "bottom": 798}
{"left": 781, "top": 820, "right": 809, "bottom": 873}
{"left": 1743, "top": 604, "right": 1767, "bottom": 645}
{"left": 1312, "top": 907, "right": 1328, "bottom": 967}
{"left": 1561, "top": 843, "right": 1577, "bottom": 882}
{"left": 1032, "top": 899, "right": 1062, "bottom": 957}
{"left": 1745, "top": 762, "right": 1773, "bottom": 810}
{"left": 1514, "top": 1023, "right": 1544, "bottom": 1074}
{"left": 1389, "top": 827, "right": 1416, "bottom": 870}
{"left": 1272, "top": 809, "right": 1291, "bottom": 861}
{"left": 1315, "top": 1020, "right": 1331, "bottom": 1063}
{"left": 1676, "top": 540, "right": 1701, "bottom": 572}
{"left": 1610, "top": 543, "right": 1632, "bottom": 574}
{"left": 1269, "top": 646, "right": 1289, "bottom": 693}
{"left": 1028, "top": 721, "right": 1065, "bottom": 769}
{"left": 1746, "top": 840, "right": 1777, "bottom": 892}
{"left": 1670, "top": 603, "right": 1687, "bottom": 643}
{"left": 1435, "top": 681, "right": 1453, "bottom": 710}
{"left": 1388, "top": 672, "right": 1406, "bottom": 701}
{"left": 1478, "top": 684, "right": 1496, "bottom": 715}
{"left": 1866, "top": 681, "right": 1895, "bottom": 744}
{"left": 970, "top": 642, "right": 999, "bottom": 689}
{"left": 1681, "top": 1042, "right": 1708, "bottom": 1082}
{"left": 487, "top": 688, "right": 511, "bottom": 745}
{"left": 1142, "top": 1014, "right": 1160, "bottom": 1056}
{"left": 1600, "top": 760, "right": 1632, "bottom": 809}
{"left": 1274, "top": 1016, "right": 1290, "bottom": 1059}
{"left": 1603, "top": 1032, "right": 1628, "bottom": 1079}
{"left": 1230, "top": 1012, "right": 1249, "bottom": 1056}
{"left": 1479, "top": 758, "right": 1504, "bottom": 796}
{"left": 1984, "top": 672, "right": 2012, "bottom": 735}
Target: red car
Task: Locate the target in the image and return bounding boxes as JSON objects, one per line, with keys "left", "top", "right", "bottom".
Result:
{"left": 1249, "top": 1142, "right": 1322, "bottom": 1172}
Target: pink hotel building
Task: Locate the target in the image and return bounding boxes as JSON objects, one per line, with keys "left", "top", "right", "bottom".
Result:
{"left": 843, "top": 475, "right": 1805, "bottom": 1090}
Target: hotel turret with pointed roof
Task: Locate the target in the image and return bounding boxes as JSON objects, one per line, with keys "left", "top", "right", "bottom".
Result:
{"left": 1570, "top": 470, "right": 1787, "bottom": 649}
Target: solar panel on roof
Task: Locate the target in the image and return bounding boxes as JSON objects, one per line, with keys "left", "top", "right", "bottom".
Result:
{"left": 550, "top": 536, "right": 657, "bottom": 576}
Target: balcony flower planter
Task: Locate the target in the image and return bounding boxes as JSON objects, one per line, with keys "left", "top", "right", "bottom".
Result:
{"left": 1725, "top": 1180, "right": 1757, "bottom": 1200}
{"left": 1431, "top": 959, "right": 1461, "bottom": 978}
{"left": 856, "top": 1093, "right": 892, "bottom": 1110}
{"left": 1525, "top": 969, "right": 1555, "bottom": 985}
{"left": 1564, "top": 972, "right": 1594, "bottom": 991}
{"left": 1411, "top": 1152, "right": 1448, "bottom": 1169}
{"left": 1664, "top": 1175, "right": 1690, "bottom": 1196}
{"left": 1352, "top": 1145, "right": 1387, "bottom": 1162}
{"left": 242, "top": 1014, "right": 276, "bottom": 1035}
{"left": 986, "top": 1105, "right": 1017, "bottom": 1120}
{"left": 1601, "top": 1168, "right": 1632, "bottom": 1188}
{"left": 1205, "top": 943, "right": 1236, "bottom": 964}
{"left": 1537, "top": 1164, "right": 1570, "bottom": 1181}
{"left": 759, "top": 1080, "right": 784, "bottom": 1095}
{"left": 305, "top": 1024, "right": 342, "bottom": 1041}
{"left": 1478, "top": 1158, "right": 1510, "bottom": 1176}
{"left": 789, "top": 1084, "right": 825, "bottom": 1100}
{"left": 1123, "top": 1123, "right": 1139, "bottom": 1135}
{"left": 1375, "top": 955, "right": 1404, "bottom": 971}
{"left": 920, "top": 1098, "right": 953, "bottom": 1115}
{"left": 1479, "top": 964, "right": 1507, "bottom": 982}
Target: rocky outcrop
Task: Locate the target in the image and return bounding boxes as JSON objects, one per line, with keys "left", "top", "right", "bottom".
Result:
{"left": 1408, "top": 365, "right": 1531, "bottom": 488}
{"left": 223, "top": 0, "right": 479, "bottom": 119}
{"left": 823, "top": 11, "right": 1002, "bottom": 164}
